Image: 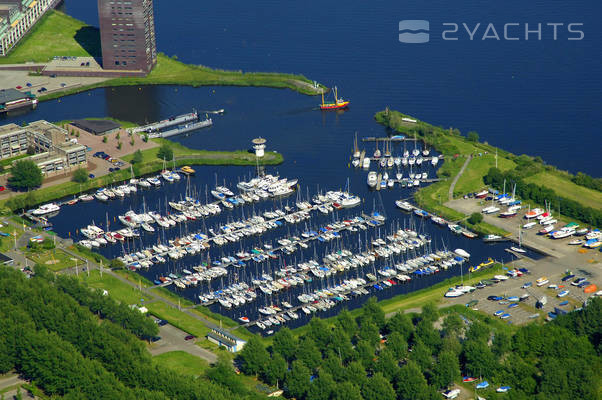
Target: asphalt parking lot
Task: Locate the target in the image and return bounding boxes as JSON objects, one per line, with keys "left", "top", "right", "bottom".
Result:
{"left": 446, "top": 249, "right": 601, "bottom": 324}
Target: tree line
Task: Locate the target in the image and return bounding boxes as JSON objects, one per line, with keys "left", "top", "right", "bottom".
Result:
{"left": 0, "top": 266, "right": 264, "bottom": 399}
{"left": 237, "top": 297, "right": 601, "bottom": 400}
{"left": 484, "top": 167, "right": 602, "bottom": 227}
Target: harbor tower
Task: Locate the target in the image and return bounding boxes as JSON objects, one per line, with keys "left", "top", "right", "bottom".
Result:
{"left": 252, "top": 137, "right": 266, "bottom": 158}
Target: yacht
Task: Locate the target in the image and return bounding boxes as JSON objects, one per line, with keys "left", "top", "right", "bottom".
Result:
{"left": 32, "top": 203, "right": 60, "bottom": 215}
{"left": 367, "top": 171, "right": 377, "bottom": 188}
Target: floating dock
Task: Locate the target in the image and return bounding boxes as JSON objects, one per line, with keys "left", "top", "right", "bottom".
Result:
{"left": 132, "top": 111, "right": 199, "bottom": 134}
{"left": 147, "top": 118, "right": 213, "bottom": 139}
{"left": 361, "top": 136, "right": 418, "bottom": 142}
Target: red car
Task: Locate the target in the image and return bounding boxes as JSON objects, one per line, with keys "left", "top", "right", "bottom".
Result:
{"left": 0, "top": 186, "right": 5, "bottom": 192}
{"left": 15, "top": 85, "right": 22, "bottom": 89}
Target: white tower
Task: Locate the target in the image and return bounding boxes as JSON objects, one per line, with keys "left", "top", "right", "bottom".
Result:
{"left": 252, "top": 137, "right": 266, "bottom": 158}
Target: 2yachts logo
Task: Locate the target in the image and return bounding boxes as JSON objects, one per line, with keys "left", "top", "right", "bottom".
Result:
{"left": 399, "top": 21, "right": 584, "bottom": 43}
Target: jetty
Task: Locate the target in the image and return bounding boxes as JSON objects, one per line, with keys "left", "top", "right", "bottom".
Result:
{"left": 131, "top": 111, "right": 199, "bottom": 134}
{"left": 147, "top": 118, "right": 213, "bottom": 139}
{"left": 361, "top": 136, "right": 418, "bottom": 142}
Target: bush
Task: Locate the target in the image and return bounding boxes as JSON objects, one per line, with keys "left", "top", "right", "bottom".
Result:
{"left": 8, "top": 160, "right": 43, "bottom": 190}
{"left": 130, "top": 150, "right": 143, "bottom": 164}
{"left": 157, "top": 143, "right": 173, "bottom": 161}
{"left": 117, "top": 142, "right": 122, "bottom": 150}
{"left": 467, "top": 131, "right": 479, "bottom": 142}
{"left": 102, "top": 136, "right": 107, "bottom": 143}
{"left": 72, "top": 168, "right": 89, "bottom": 184}
{"left": 468, "top": 212, "right": 483, "bottom": 225}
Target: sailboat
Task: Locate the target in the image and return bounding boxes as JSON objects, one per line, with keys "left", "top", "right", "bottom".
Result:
{"left": 319, "top": 86, "right": 349, "bottom": 110}
{"left": 352, "top": 132, "right": 360, "bottom": 158}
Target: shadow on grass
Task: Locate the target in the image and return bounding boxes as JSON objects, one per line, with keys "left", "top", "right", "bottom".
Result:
{"left": 74, "top": 26, "right": 102, "bottom": 60}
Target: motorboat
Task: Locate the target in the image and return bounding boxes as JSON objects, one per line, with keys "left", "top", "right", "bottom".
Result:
{"left": 32, "top": 203, "right": 60, "bottom": 215}
{"left": 367, "top": 171, "right": 377, "bottom": 188}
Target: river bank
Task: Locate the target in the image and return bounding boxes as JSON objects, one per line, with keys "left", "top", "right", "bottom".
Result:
{"left": 0, "top": 10, "right": 325, "bottom": 101}
{"left": 374, "top": 109, "right": 601, "bottom": 235}
{"left": 0, "top": 135, "right": 283, "bottom": 212}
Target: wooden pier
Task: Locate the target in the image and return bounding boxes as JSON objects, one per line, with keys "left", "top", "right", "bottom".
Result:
{"left": 361, "top": 137, "right": 418, "bottom": 142}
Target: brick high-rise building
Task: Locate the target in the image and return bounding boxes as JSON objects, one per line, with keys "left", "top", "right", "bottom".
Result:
{"left": 98, "top": 0, "right": 157, "bottom": 74}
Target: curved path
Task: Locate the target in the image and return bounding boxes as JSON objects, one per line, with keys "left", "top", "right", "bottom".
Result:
{"left": 448, "top": 155, "right": 472, "bottom": 201}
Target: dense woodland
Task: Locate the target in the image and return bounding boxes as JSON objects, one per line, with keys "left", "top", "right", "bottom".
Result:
{"left": 484, "top": 167, "right": 602, "bottom": 227}
{"left": 238, "top": 297, "right": 602, "bottom": 400}
{"left": 0, "top": 266, "right": 264, "bottom": 399}
{"left": 0, "top": 265, "right": 600, "bottom": 399}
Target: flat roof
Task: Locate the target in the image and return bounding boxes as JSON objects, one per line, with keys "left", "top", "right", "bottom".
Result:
{"left": 71, "top": 119, "right": 120, "bottom": 135}
{"left": 0, "top": 253, "right": 12, "bottom": 263}
{"left": 0, "top": 88, "right": 29, "bottom": 104}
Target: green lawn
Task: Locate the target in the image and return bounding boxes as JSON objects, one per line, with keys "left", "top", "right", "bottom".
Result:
{"left": 79, "top": 269, "right": 148, "bottom": 306}
{"left": 153, "top": 351, "right": 209, "bottom": 376}
{"left": 0, "top": 10, "right": 100, "bottom": 64}
{"left": 454, "top": 153, "right": 516, "bottom": 197}
{"left": 524, "top": 171, "right": 602, "bottom": 210}
{"left": 122, "top": 138, "right": 284, "bottom": 176}
{"left": 145, "top": 302, "right": 210, "bottom": 338}
{"left": 27, "top": 248, "right": 77, "bottom": 272}
{"left": 149, "top": 286, "right": 194, "bottom": 307}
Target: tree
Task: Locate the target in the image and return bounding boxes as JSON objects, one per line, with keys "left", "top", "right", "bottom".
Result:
{"left": 157, "top": 143, "right": 173, "bottom": 161}
{"left": 442, "top": 313, "right": 464, "bottom": 337}
{"left": 466, "top": 321, "right": 490, "bottom": 343}
{"left": 386, "top": 331, "right": 408, "bottom": 359}
{"left": 345, "top": 361, "right": 367, "bottom": 387}
{"left": 102, "top": 136, "right": 108, "bottom": 143}
{"left": 358, "top": 320, "right": 380, "bottom": 346}
{"left": 431, "top": 351, "right": 460, "bottom": 389}
{"left": 420, "top": 302, "right": 439, "bottom": 323}
{"left": 130, "top": 150, "right": 143, "bottom": 165}
{"left": 374, "top": 348, "right": 398, "bottom": 380}
{"left": 468, "top": 212, "right": 483, "bottom": 225}
{"left": 8, "top": 160, "right": 43, "bottom": 190}
{"left": 116, "top": 132, "right": 120, "bottom": 140}
{"left": 262, "top": 352, "right": 287, "bottom": 387}
{"left": 492, "top": 330, "right": 512, "bottom": 357}
{"left": 360, "top": 373, "right": 396, "bottom": 400}
{"left": 332, "top": 381, "right": 363, "bottom": 400}
{"left": 394, "top": 360, "right": 430, "bottom": 400}
{"left": 285, "top": 360, "right": 310, "bottom": 399}
{"left": 206, "top": 353, "right": 246, "bottom": 395}
{"left": 358, "top": 297, "right": 386, "bottom": 329}
{"left": 467, "top": 131, "right": 479, "bottom": 142}
{"left": 296, "top": 336, "right": 322, "bottom": 371}
{"left": 410, "top": 340, "right": 433, "bottom": 372}
{"left": 72, "top": 168, "right": 89, "bottom": 184}
{"left": 130, "top": 137, "right": 135, "bottom": 146}
{"left": 272, "top": 327, "right": 297, "bottom": 362}
{"left": 355, "top": 339, "right": 375, "bottom": 370}
{"left": 386, "top": 312, "right": 414, "bottom": 340}
{"left": 461, "top": 340, "right": 497, "bottom": 377}
{"left": 26, "top": 145, "right": 36, "bottom": 155}
{"left": 307, "top": 371, "right": 335, "bottom": 400}
{"left": 237, "top": 336, "right": 269, "bottom": 376}
{"left": 117, "top": 141, "right": 122, "bottom": 150}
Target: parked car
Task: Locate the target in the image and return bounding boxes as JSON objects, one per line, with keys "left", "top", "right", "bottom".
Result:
{"left": 0, "top": 186, "right": 5, "bottom": 192}
{"left": 184, "top": 335, "right": 195, "bottom": 341}
{"left": 150, "top": 336, "right": 161, "bottom": 342}
{"left": 561, "top": 274, "right": 575, "bottom": 282}
{"left": 488, "top": 295, "right": 502, "bottom": 301}
{"left": 88, "top": 174, "right": 95, "bottom": 179}
{"left": 158, "top": 320, "right": 168, "bottom": 326}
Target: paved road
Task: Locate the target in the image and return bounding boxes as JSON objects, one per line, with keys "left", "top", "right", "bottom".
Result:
{"left": 149, "top": 323, "right": 217, "bottom": 363}
{"left": 449, "top": 154, "right": 472, "bottom": 201}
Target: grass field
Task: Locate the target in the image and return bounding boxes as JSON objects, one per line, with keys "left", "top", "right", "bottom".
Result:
{"left": 153, "top": 351, "right": 209, "bottom": 376}
{"left": 454, "top": 153, "right": 516, "bottom": 196}
{"left": 524, "top": 171, "right": 602, "bottom": 210}
{"left": 145, "top": 302, "right": 210, "bottom": 338}
{"left": 27, "top": 248, "right": 77, "bottom": 272}
{"left": 122, "top": 138, "right": 284, "bottom": 173}
{"left": 79, "top": 269, "right": 148, "bottom": 305}
{"left": 0, "top": 11, "right": 100, "bottom": 64}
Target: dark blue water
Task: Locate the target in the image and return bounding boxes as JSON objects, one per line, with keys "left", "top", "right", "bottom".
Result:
{"left": 53, "top": 0, "right": 602, "bottom": 176}
{"left": 2, "top": 0, "right": 592, "bottom": 330}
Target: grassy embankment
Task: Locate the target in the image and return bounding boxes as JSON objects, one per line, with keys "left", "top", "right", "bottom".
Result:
{"left": 376, "top": 110, "right": 602, "bottom": 231}
{"left": 152, "top": 351, "right": 209, "bottom": 376}
{"left": 289, "top": 263, "right": 505, "bottom": 339}
{"left": 0, "top": 10, "right": 324, "bottom": 97}
{"left": 26, "top": 248, "right": 77, "bottom": 272}
{"left": 0, "top": 134, "right": 283, "bottom": 212}
{"left": 375, "top": 110, "right": 514, "bottom": 236}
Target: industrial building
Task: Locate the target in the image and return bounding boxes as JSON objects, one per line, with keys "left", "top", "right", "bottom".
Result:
{"left": 206, "top": 327, "right": 246, "bottom": 353}
{"left": 0, "top": 88, "right": 36, "bottom": 113}
{"left": 0, "top": 120, "right": 87, "bottom": 174}
{"left": 0, "top": 0, "right": 61, "bottom": 56}
{"left": 97, "top": 0, "right": 157, "bottom": 74}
